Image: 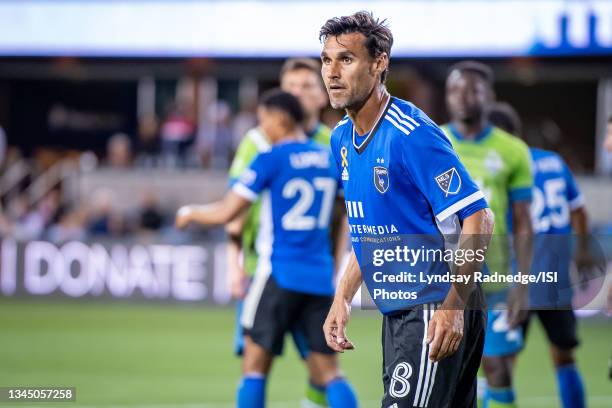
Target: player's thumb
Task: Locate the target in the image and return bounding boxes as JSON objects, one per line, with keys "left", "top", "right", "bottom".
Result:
{"left": 426, "top": 318, "right": 436, "bottom": 344}
{"left": 336, "top": 317, "right": 347, "bottom": 343}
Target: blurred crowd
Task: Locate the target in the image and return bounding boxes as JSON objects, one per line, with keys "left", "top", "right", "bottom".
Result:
{"left": 0, "top": 90, "right": 610, "bottom": 244}
{"left": 0, "top": 88, "right": 346, "bottom": 244}
{"left": 0, "top": 97, "right": 285, "bottom": 243}
{"left": 0, "top": 185, "right": 182, "bottom": 244}
{"left": 113, "top": 98, "right": 341, "bottom": 170}
{"left": 95, "top": 99, "right": 244, "bottom": 170}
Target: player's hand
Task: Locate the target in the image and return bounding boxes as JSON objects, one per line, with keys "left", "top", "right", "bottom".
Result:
{"left": 175, "top": 206, "right": 193, "bottom": 229}
{"left": 229, "top": 266, "right": 248, "bottom": 299}
{"left": 575, "top": 248, "right": 595, "bottom": 271}
{"left": 574, "top": 249, "right": 601, "bottom": 290}
{"left": 506, "top": 284, "right": 529, "bottom": 328}
{"left": 323, "top": 298, "right": 355, "bottom": 353}
{"left": 427, "top": 308, "right": 464, "bottom": 362}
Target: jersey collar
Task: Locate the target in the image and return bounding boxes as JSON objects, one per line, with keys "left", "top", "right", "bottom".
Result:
{"left": 352, "top": 95, "right": 393, "bottom": 154}
{"left": 448, "top": 123, "right": 493, "bottom": 143}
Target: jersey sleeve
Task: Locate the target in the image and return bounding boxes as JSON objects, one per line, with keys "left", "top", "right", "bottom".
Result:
{"left": 562, "top": 160, "right": 584, "bottom": 210}
{"left": 227, "top": 136, "right": 259, "bottom": 187}
{"left": 231, "top": 151, "right": 276, "bottom": 202}
{"left": 397, "top": 124, "right": 488, "bottom": 222}
{"left": 508, "top": 139, "right": 534, "bottom": 203}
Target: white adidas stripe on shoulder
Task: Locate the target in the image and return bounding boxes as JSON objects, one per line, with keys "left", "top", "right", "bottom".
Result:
{"left": 387, "top": 108, "right": 416, "bottom": 131}
{"left": 385, "top": 114, "right": 412, "bottom": 136}
{"left": 390, "top": 103, "right": 420, "bottom": 128}
{"left": 334, "top": 117, "right": 350, "bottom": 129}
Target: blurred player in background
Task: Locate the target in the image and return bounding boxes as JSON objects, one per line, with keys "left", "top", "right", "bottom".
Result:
{"left": 226, "top": 58, "right": 346, "bottom": 407}
{"left": 442, "top": 61, "right": 534, "bottom": 408}
{"left": 489, "top": 102, "right": 587, "bottom": 408}
{"left": 177, "top": 90, "right": 357, "bottom": 408}
{"left": 320, "top": 12, "right": 493, "bottom": 407}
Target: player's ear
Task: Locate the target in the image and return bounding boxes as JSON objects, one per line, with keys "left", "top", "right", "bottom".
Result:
{"left": 280, "top": 111, "right": 297, "bottom": 132}
{"left": 374, "top": 52, "right": 389, "bottom": 80}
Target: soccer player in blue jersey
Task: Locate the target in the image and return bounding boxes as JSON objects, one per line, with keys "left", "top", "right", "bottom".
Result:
{"left": 318, "top": 12, "right": 494, "bottom": 407}
{"left": 226, "top": 58, "right": 344, "bottom": 408}
{"left": 176, "top": 89, "right": 357, "bottom": 408}
{"left": 489, "top": 102, "right": 588, "bottom": 408}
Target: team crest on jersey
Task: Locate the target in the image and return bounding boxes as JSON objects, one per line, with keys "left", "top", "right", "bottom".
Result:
{"left": 373, "top": 166, "right": 389, "bottom": 193}
{"left": 435, "top": 167, "right": 461, "bottom": 197}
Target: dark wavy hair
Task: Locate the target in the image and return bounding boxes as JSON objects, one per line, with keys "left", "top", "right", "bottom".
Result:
{"left": 319, "top": 11, "right": 393, "bottom": 83}
{"left": 258, "top": 88, "right": 304, "bottom": 125}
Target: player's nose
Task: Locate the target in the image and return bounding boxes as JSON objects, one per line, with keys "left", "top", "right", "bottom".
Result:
{"left": 325, "top": 60, "right": 341, "bottom": 79}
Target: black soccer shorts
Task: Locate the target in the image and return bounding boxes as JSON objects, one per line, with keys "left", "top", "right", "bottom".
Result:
{"left": 522, "top": 309, "right": 579, "bottom": 350}
{"left": 381, "top": 302, "right": 486, "bottom": 408}
{"left": 242, "top": 275, "right": 334, "bottom": 356}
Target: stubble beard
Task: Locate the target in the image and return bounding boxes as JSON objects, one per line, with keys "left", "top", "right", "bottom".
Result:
{"left": 329, "top": 94, "right": 350, "bottom": 110}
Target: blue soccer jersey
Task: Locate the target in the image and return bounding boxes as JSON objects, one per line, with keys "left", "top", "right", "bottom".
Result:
{"left": 331, "top": 97, "right": 488, "bottom": 314}
{"left": 530, "top": 148, "right": 583, "bottom": 234}
{"left": 232, "top": 140, "right": 338, "bottom": 296}
{"left": 529, "top": 148, "right": 584, "bottom": 308}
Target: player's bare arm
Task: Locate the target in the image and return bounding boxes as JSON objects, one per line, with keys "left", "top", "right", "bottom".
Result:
{"left": 332, "top": 200, "right": 349, "bottom": 275}
{"left": 323, "top": 249, "right": 362, "bottom": 353}
{"left": 225, "top": 212, "right": 249, "bottom": 298}
{"left": 175, "top": 192, "right": 251, "bottom": 229}
{"left": 508, "top": 200, "right": 533, "bottom": 328}
{"left": 428, "top": 207, "right": 494, "bottom": 362}
{"left": 571, "top": 206, "right": 594, "bottom": 270}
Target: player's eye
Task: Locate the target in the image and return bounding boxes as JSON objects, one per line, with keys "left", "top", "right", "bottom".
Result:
{"left": 342, "top": 57, "right": 352, "bottom": 64}
{"left": 322, "top": 57, "right": 331, "bottom": 65}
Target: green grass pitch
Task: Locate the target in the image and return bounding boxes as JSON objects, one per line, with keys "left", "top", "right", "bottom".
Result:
{"left": 0, "top": 298, "right": 610, "bottom": 407}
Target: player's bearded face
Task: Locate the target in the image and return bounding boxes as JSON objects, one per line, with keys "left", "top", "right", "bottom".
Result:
{"left": 321, "top": 34, "right": 380, "bottom": 110}
{"left": 446, "top": 72, "right": 490, "bottom": 124}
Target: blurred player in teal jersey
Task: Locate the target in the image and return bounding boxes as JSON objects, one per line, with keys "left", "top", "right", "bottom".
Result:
{"left": 442, "top": 61, "right": 534, "bottom": 408}
{"left": 489, "top": 102, "right": 588, "bottom": 408}
{"left": 177, "top": 90, "right": 357, "bottom": 408}
{"left": 226, "top": 58, "right": 346, "bottom": 407}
